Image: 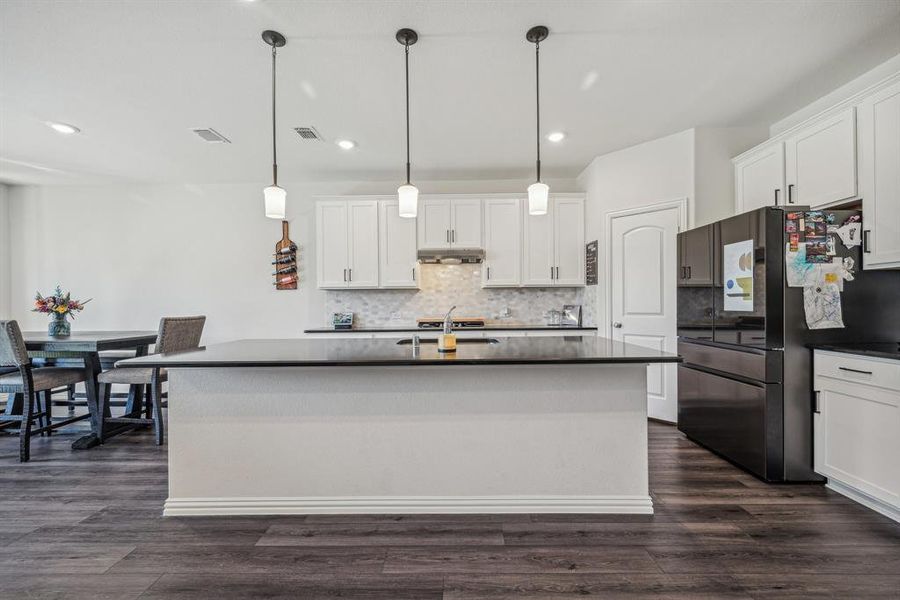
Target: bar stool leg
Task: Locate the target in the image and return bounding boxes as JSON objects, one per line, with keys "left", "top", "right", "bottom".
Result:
{"left": 20, "top": 391, "right": 33, "bottom": 462}
{"left": 43, "top": 390, "right": 52, "bottom": 436}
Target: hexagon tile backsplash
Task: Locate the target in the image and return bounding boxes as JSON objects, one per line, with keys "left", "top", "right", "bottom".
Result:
{"left": 323, "top": 264, "right": 595, "bottom": 328}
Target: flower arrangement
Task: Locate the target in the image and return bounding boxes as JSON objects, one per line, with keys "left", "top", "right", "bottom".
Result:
{"left": 33, "top": 286, "right": 91, "bottom": 336}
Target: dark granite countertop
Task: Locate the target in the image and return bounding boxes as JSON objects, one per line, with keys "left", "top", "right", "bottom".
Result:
{"left": 304, "top": 324, "right": 598, "bottom": 333}
{"left": 116, "top": 336, "right": 681, "bottom": 369}
{"left": 809, "top": 342, "right": 900, "bottom": 361}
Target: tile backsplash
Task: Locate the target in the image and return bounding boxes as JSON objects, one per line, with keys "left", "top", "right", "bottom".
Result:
{"left": 323, "top": 264, "right": 595, "bottom": 327}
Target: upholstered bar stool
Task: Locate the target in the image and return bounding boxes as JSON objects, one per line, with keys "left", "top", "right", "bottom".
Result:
{"left": 0, "top": 320, "right": 92, "bottom": 462}
{"left": 97, "top": 316, "right": 205, "bottom": 445}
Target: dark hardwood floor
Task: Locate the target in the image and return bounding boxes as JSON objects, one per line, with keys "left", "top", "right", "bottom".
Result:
{"left": 1, "top": 420, "right": 898, "bottom": 599}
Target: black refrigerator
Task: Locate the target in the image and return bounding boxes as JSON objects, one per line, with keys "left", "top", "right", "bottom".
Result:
{"left": 676, "top": 206, "right": 900, "bottom": 482}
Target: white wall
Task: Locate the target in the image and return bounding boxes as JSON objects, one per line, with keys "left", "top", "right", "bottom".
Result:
{"left": 0, "top": 183, "right": 10, "bottom": 319}
{"left": 577, "top": 129, "right": 696, "bottom": 334}
{"left": 6, "top": 177, "right": 577, "bottom": 343}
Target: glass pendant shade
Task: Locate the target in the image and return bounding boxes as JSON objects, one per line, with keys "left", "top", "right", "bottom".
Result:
{"left": 397, "top": 184, "right": 419, "bottom": 218}
{"left": 264, "top": 185, "right": 286, "bottom": 219}
{"left": 527, "top": 181, "right": 549, "bottom": 216}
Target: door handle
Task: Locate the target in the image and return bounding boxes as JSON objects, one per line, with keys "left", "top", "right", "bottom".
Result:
{"left": 612, "top": 322, "right": 623, "bottom": 328}
{"left": 774, "top": 188, "right": 780, "bottom": 206}
{"left": 862, "top": 229, "right": 871, "bottom": 253}
{"left": 838, "top": 366, "right": 873, "bottom": 375}
{"left": 787, "top": 184, "right": 795, "bottom": 204}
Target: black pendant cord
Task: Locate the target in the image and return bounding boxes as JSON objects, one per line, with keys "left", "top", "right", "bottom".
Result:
{"left": 535, "top": 39, "right": 541, "bottom": 183}
{"left": 271, "top": 45, "right": 278, "bottom": 187}
{"left": 404, "top": 41, "right": 411, "bottom": 185}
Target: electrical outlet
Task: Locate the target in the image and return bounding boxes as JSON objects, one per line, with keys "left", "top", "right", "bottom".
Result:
{"left": 390, "top": 311, "right": 402, "bottom": 321}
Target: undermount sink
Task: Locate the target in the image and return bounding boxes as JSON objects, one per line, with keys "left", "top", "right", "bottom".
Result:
{"left": 396, "top": 337, "right": 501, "bottom": 345}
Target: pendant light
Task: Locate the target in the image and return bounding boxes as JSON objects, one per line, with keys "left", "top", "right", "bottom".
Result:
{"left": 262, "top": 30, "right": 287, "bottom": 219}
{"left": 526, "top": 26, "right": 549, "bottom": 216}
{"left": 396, "top": 28, "right": 419, "bottom": 218}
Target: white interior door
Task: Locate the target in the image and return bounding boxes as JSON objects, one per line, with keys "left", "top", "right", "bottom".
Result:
{"left": 609, "top": 203, "right": 682, "bottom": 422}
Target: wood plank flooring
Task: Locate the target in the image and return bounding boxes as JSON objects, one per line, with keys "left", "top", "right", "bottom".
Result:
{"left": 1, "top": 421, "right": 898, "bottom": 599}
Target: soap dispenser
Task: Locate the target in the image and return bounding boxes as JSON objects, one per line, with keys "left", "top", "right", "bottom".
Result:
{"left": 438, "top": 305, "right": 457, "bottom": 353}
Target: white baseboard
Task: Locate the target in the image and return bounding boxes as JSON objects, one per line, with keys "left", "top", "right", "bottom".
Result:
{"left": 163, "top": 495, "right": 654, "bottom": 517}
{"left": 826, "top": 480, "right": 900, "bottom": 523}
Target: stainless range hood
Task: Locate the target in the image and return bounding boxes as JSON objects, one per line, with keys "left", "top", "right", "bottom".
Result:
{"left": 417, "top": 248, "right": 484, "bottom": 264}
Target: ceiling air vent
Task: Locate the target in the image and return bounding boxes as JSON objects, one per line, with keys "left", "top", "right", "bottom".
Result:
{"left": 191, "top": 128, "right": 231, "bottom": 143}
{"left": 293, "top": 126, "right": 323, "bottom": 141}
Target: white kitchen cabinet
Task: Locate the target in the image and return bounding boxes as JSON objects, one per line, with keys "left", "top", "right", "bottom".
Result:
{"left": 522, "top": 196, "right": 585, "bottom": 287}
{"left": 813, "top": 350, "right": 900, "bottom": 522}
{"left": 417, "top": 198, "right": 482, "bottom": 249}
{"left": 784, "top": 107, "right": 857, "bottom": 208}
{"left": 734, "top": 141, "right": 785, "bottom": 214}
{"left": 482, "top": 198, "right": 521, "bottom": 287}
{"left": 378, "top": 199, "right": 418, "bottom": 288}
{"left": 316, "top": 200, "right": 379, "bottom": 289}
{"left": 858, "top": 79, "right": 900, "bottom": 270}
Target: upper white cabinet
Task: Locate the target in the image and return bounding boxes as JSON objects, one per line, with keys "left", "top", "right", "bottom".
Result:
{"left": 417, "top": 198, "right": 483, "bottom": 249}
{"left": 858, "top": 79, "right": 900, "bottom": 270}
{"left": 482, "top": 198, "right": 521, "bottom": 287}
{"left": 316, "top": 200, "right": 379, "bottom": 289}
{"left": 522, "top": 196, "right": 585, "bottom": 287}
{"left": 734, "top": 141, "right": 785, "bottom": 213}
{"left": 378, "top": 199, "right": 418, "bottom": 289}
{"left": 784, "top": 107, "right": 857, "bottom": 208}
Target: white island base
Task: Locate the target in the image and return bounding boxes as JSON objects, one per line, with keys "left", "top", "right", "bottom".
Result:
{"left": 163, "top": 363, "right": 652, "bottom": 516}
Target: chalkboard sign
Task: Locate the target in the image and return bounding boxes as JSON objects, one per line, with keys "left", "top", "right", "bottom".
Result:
{"left": 585, "top": 240, "right": 598, "bottom": 286}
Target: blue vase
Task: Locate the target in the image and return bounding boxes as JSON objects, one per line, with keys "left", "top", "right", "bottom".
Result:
{"left": 48, "top": 314, "right": 71, "bottom": 337}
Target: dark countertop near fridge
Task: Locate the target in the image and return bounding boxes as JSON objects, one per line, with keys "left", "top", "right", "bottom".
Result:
{"left": 808, "top": 342, "right": 900, "bottom": 361}
{"left": 304, "top": 324, "right": 598, "bottom": 333}
{"left": 115, "top": 336, "right": 680, "bottom": 369}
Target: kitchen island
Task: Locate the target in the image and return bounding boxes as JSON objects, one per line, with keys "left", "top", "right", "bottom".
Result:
{"left": 119, "top": 336, "right": 680, "bottom": 516}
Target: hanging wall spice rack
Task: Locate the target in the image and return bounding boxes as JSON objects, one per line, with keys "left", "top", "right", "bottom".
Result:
{"left": 272, "top": 220, "right": 298, "bottom": 290}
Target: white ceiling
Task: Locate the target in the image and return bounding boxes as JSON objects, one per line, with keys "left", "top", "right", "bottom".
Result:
{"left": 2, "top": 0, "right": 899, "bottom": 186}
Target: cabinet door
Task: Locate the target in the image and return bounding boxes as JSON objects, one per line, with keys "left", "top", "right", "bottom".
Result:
{"left": 316, "top": 202, "right": 349, "bottom": 289}
{"left": 680, "top": 225, "right": 713, "bottom": 286}
{"left": 859, "top": 81, "right": 900, "bottom": 270}
{"left": 482, "top": 198, "right": 521, "bottom": 287}
{"left": 417, "top": 199, "right": 451, "bottom": 249}
{"left": 347, "top": 200, "right": 379, "bottom": 288}
{"left": 450, "top": 198, "right": 482, "bottom": 248}
{"left": 734, "top": 142, "right": 785, "bottom": 213}
{"left": 378, "top": 199, "right": 418, "bottom": 288}
{"left": 784, "top": 107, "right": 857, "bottom": 207}
{"left": 814, "top": 383, "right": 900, "bottom": 509}
{"left": 553, "top": 197, "right": 585, "bottom": 286}
{"left": 521, "top": 201, "right": 554, "bottom": 286}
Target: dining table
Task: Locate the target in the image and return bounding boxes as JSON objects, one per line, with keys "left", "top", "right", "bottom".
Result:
{"left": 19, "top": 330, "right": 158, "bottom": 449}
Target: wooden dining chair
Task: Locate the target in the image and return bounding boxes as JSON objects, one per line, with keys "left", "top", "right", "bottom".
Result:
{"left": 0, "top": 320, "right": 93, "bottom": 462}
{"left": 97, "top": 316, "right": 205, "bottom": 445}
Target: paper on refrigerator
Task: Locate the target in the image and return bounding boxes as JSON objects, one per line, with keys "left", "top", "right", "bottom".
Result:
{"left": 803, "top": 283, "right": 844, "bottom": 329}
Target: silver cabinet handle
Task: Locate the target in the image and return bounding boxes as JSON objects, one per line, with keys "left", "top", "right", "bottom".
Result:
{"left": 612, "top": 322, "right": 623, "bottom": 328}
{"left": 487, "top": 266, "right": 491, "bottom": 280}
{"left": 787, "top": 183, "right": 795, "bottom": 204}
{"left": 774, "top": 188, "right": 780, "bottom": 206}
{"left": 348, "top": 269, "right": 352, "bottom": 282}
{"left": 550, "top": 267, "right": 554, "bottom": 280}
{"left": 452, "top": 229, "right": 456, "bottom": 243}
{"left": 838, "top": 366, "right": 872, "bottom": 375}
{"left": 343, "top": 269, "right": 347, "bottom": 282}
{"left": 412, "top": 268, "right": 416, "bottom": 281}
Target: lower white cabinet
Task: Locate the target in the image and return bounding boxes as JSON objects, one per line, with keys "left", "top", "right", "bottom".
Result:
{"left": 858, "top": 78, "right": 900, "bottom": 270}
{"left": 316, "top": 200, "right": 379, "bottom": 289}
{"left": 482, "top": 198, "right": 521, "bottom": 287}
{"left": 813, "top": 350, "right": 900, "bottom": 522}
{"left": 378, "top": 199, "right": 418, "bottom": 289}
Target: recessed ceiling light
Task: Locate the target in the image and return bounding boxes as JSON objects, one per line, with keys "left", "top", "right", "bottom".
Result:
{"left": 546, "top": 131, "right": 566, "bottom": 143}
{"left": 46, "top": 121, "right": 81, "bottom": 135}
{"left": 336, "top": 139, "right": 356, "bottom": 150}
